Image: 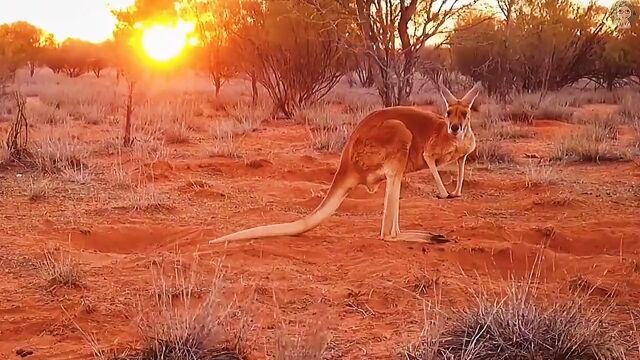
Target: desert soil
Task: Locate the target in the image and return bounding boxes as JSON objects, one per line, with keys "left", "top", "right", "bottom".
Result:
{"left": 0, "top": 96, "right": 639, "bottom": 359}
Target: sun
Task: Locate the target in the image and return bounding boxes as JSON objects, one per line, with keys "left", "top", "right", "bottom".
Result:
{"left": 141, "top": 21, "right": 195, "bottom": 62}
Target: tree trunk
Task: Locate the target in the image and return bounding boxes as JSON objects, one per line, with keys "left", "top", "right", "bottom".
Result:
{"left": 251, "top": 72, "right": 258, "bottom": 105}
{"left": 211, "top": 72, "right": 222, "bottom": 97}
{"left": 123, "top": 80, "right": 135, "bottom": 147}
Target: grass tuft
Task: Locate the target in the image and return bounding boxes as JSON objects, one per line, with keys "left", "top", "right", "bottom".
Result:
{"left": 405, "top": 281, "right": 627, "bottom": 359}
{"left": 469, "top": 140, "right": 514, "bottom": 164}
{"left": 551, "top": 123, "right": 627, "bottom": 163}
{"left": 524, "top": 161, "right": 561, "bottom": 188}
{"left": 37, "top": 247, "right": 82, "bottom": 288}
{"left": 274, "top": 323, "right": 330, "bottom": 360}
{"left": 130, "top": 262, "right": 247, "bottom": 360}
{"left": 308, "top": 125, "right": 350, "bottom": 154}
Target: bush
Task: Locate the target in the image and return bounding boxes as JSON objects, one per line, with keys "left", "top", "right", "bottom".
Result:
{"left": 405, "top": 284, "right": 627, "bottom": 360}
{"left": 551, "top": 123, "right": 626, "bottom": 163}
{"left": 469, "top": 140, "right": 514, "bottom": 164}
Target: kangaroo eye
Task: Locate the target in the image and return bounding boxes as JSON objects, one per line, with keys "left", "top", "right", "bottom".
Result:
{"left": 446, "top": 109, "right": 452, "bottom": 117}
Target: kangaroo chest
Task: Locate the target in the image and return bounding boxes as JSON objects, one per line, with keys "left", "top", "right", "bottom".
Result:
{"left": 427, "top": 131, "right": 476, "bottom": 167}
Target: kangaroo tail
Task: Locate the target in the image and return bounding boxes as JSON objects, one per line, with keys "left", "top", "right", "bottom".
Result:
{"left": 208, "top": 166, "right": 358, "bottom": 244}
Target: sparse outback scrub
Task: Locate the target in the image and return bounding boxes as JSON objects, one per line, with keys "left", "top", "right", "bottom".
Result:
{"left": 37, "top": 247, "right": 82, "bottom": 288}
{"left": 404, "top": 282, "right": 628, "bottom": 359}
{"left": 469, "top": 140, "right": 514, "bottom": 164}
{"left": 552, "top": 123, "right": 627, "bottom": 163}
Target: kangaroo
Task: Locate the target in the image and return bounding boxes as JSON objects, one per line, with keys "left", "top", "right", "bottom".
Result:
{"left": 209, "top": 78, "right": 481, "bottom": 244}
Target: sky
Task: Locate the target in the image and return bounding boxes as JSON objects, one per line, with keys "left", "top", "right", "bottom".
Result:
{"left": 0, "top": 0, "right": 621, "bottom": 43}
{"left": 0, "top": 0, "right": 135, "bottom": 42}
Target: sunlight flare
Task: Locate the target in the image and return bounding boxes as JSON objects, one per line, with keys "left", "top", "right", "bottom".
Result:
{"left": 141, "top": 20, "right": 195, "bottom": 62}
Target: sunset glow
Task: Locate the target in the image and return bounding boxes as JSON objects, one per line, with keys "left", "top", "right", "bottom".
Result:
{"left": 0, "top": 0, "right": 135, "bottom": 42}
{"left": 140, "top": 21, "right": 197, "bottom": 62}
{"left": 0, "top": 0, "right": 620, "bottom": 45}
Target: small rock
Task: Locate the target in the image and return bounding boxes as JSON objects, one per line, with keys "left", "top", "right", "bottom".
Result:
{"left": 15, "top": 349, "right": 34, "bottom": 358}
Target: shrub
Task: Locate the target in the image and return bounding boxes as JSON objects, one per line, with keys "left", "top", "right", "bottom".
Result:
{"left": 30, "top": 132, "right": 88, "bottom": 173}
{"left": 308, "top": 124, "right": 350, "bottom": 153}
{"left": 164, "top": 121, "right": 191, "bottom": 144}
{"left": 225, "top": 101, "right": 270, "bottom": 135}
{"left": 405, "top": 284, "right": 627, "bottom": 360}
{"left": 274, "top": 323, "right": 330, "bottom": 360}
{"left": 488, "top": 123, "right": 535, "bottom": 140}
{"left": 469, "top": 140, "right": 514, "bottom": 164}
{"left": 524, "top": 161, "right": 561, "bottom": 188}
{"left": 551, "top": 124, "right": 626, "bottom": 163}
{"left": 37, "top": 247, "right": 82, "bottom": 288}
{"left": 617, "top": 93, "right": 640, "bottom": 124}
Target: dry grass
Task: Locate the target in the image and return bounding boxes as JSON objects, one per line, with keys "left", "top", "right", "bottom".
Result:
{"left": 73, "top": 103, "right": 108, "bottom": 125}
{"left": 524, "top": 161, "right": 561, "bottom": 188}
{"left": 570, "top": 111, "right": 623, "bottom": 136}
{"left": 551, "top": 123, "right": 627, "bottom": 163}
{"left": 26, "top": 100, "right": 69, "bottom": 125}
{"left": 164, "top": 121, "right": 192, "bottom": 144}
{"left": 411, "top": 92, "right": 441, "bottom": 107}
{"left": 343, "top": 96, "right": 380, "bottom": 115}
{"left": 632, "top": 122, "right": 640, "bottom": 151}
{"left": 131, "top": 136, "right": 169, "bottom": 163}
{"left": 505, "top": 93, "right": 575, "bottom": 123}
{"left": 469, "top": 140, "right": 514, "bottom": 164}
{"left": 506, "top": 97, "right": 535, "bottom": 124}
{"left": 86, "top": 260, "right": 248, "bottom": 360}
{"left": 128, "top": 270, "right": 246, "bottom": 360}
{"left": 224, "top": 101, "right": 270, "bottom": 135}
{"left": 533, "top": 102, "right": 575, "bottom": 122}
{"left": 17, "top": 71, "right": 121, "bottom": 118}
{"left": 111, "top": 154, "right": 131, "bottom": 188}
{"left": 308, "top": 125, "right": 350, "bottom": 153}
{"left": 295, "top": 106, "right": 335, "bottom": 128}
{"left": 488, "top": 123, "right": 534, "bottom": 140}
{"left": 36, "top": 246, "right": 82, "bottom": 288}
{"left": 127, "top": 186, "right": 172, "bottom": 212}
{"left": 405, "top": 281, "right": 628, "bottom": 359}
{"left": 210, "top": 125, "right": 240, "bottom": 158}
{"left": 477, "top": 103, "right": 507, "bottom": 130}
{"left": 274, "top": 323, "right": 330, "bottom": 360}
{"left": 296, "top": 106, "right": 353, "bottom": 153}
{"left": 617, "top": 93, "right": 640, "bottom": 125}
{"left": 30, "top": 132, "right": 89, "bottom": 174}
{"left": 63, "top": 164, "right": 94, "bottom": 184}
{"left": 26, "top": 178, "right": 50, "bottom": 201}
{"left": 406, "top": 269, "right": 441, "bottom": 297}
{"left": 555, "top": 88, "right": 621, "bottom": 107}
{"left": 0, "top": 95, "right": 13, "bottom": 122}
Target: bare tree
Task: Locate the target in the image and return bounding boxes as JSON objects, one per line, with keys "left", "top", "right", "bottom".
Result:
{"left": 353, "top": 0, "right": 479, "bottom": 106}
{"left": 5, "top": 92, "right": 29, "bottom": 158}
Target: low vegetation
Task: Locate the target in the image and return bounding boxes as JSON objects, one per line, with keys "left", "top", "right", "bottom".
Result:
{"left": 551, "top": 123, "right": 627, "bottom": 163}
{"left": 524, "top": 161, "right": 561, "bottom": 188}
{"left": 469, "top": 140, "right": 514, "bottom": 165}
{"left": 274, "top": 323, "right": 330, "bottom": 360}
{"left": 36, "top": 247, "right": 82, "bottom": 288}
{"left": 404, "top": 281, "right": 628, "bottom": 359}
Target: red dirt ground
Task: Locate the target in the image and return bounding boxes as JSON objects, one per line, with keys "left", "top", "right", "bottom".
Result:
{"left": 0, "top": 105, "right": 639, "bottom": 359}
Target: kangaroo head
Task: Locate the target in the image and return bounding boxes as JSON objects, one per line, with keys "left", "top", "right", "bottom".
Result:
{"left": 437, "top": 77, "right": 482, "bottom": 138}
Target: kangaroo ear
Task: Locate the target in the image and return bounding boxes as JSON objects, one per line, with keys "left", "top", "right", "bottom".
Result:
{"left": 461, "top": 82, "right": 482, "bottom": 107}
{"left": 437, "top": 75, "right": 457, "bottom": 107}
